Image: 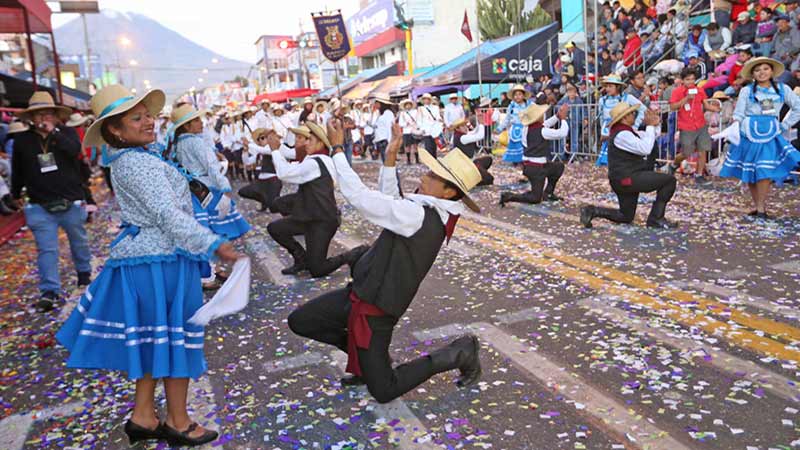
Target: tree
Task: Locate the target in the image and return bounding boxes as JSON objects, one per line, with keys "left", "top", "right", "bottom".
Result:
{"left": 477, "top": 0, "right": 553, "bottom": 41}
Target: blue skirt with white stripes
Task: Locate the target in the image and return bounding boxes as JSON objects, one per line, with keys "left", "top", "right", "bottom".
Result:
{"left": 56, "top": 254, "right": 208, "bottom": 380}
{"left": 192, "top": 188, "right": 250, "bottom": 241}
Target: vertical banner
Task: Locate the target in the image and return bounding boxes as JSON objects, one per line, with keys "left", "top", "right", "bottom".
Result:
{"left": 312, "top": 11, "right": 352, "bottom": 62}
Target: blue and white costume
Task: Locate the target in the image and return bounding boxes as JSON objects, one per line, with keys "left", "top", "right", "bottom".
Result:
{"left": 720, "top": 82, "right": 800, "bottom": 183}
{"left": 174, "top": 133, "right": 250, "bottom": 240}
{"left": 497, "top": 99, "right": 531, "bottom": 163}
{"left": 597, "top": 93, "right": 645, "bottom": 166}
{"left": 57, "top": 145, "right": 226, "bottom": 380}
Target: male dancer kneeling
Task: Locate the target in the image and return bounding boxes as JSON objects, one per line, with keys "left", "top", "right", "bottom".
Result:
{"left": 266, "top": 122, "right": 367, "bottom": 276}
{"left": 499, "top": 103, "right": 569, "bottom": 206}
{"left": 450, "top": 118, "right": 494, "bottom": 186}
{"left": 288, "top": 121, "right": 482, "bottom": 403}
{"left": 238, "top": 128, "right": 294, "bottom": 212}
{"left": 580, "top": 102, "right": 678, "bottom": 229}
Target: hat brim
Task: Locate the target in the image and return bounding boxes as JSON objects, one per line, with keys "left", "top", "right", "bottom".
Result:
{"left": 83, "top": 89, "right": 166, "bottom": 147}
{"left": 740, "top": 57, "right": 785, "bottom": 80}
{"left": 18, "top": 104, "right": 72, "bottom": 121}
{"left": 65, "top": 117, "right": 90, "bottom": 127}
{"left": 375, "top": 98, "right": 395, "bottom": 106}
{"left": 520, "top": 104, "right": 549, "bottom": 126}
{"left": 305, "top": 121, "right": 332, "bottom": 148}
{"left": 418, "top": 148, "right": 480, "bottom": 213}
{"left": 289, "top": 127, "right": 312, "bottom": 139}
{"left": 172, "top": 109, "right": 208, "bottom": 133}
{"left": 609, "top": 104, "right": 641, "bottom": 127}
{"left": 603, "top": 79, "right": 627, "bottom": 86}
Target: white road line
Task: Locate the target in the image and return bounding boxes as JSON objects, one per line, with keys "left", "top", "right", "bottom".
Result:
{"left": 578, "top": 297, "right": 800, "bottom": 403}
{"left": 329, "top": 352, "right": 437, "bottom": 449}
{"left": 494, "top": 306, "right": 548, "bottom": 324}
{"left": 772, "top": 261, "right": 800, "bottom": 274}
{"left": 0, "top": 401, "right": 84, "bottom": 450}
{"left": 463, "top": 208, "right": 567, "bottom": 243}
{"left": 243, "top": 236, "right": 295, "bottom": 286}
{"left": 668, "top": 280, "right": 798, "bottom": 321}
{"left": 263, "top": 352, "right": 325, "bottom": 373}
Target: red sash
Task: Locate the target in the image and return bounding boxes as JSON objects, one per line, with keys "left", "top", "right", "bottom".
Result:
{"left": 346, "top": 291, "right": 386, "bottom": 376}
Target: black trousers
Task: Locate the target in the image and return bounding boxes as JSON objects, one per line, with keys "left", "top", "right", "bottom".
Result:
{"left": 267, "top": 216, "right": 345, "bottom": 277}
{"left": 504, "top": 162, "right": 564, "bottom": 204}
{"left": 374, "top": 139, "right": 388, "bottom": 162}
{"left": 474, "top": 156, "right": 494, "bottom": 186}
{"left": 593, "top": 171, "right": 676, "bottom": 224}
{"left": 271, "top": 193, "right": 296, "bottom": 217}
{"left": 288, "top": 287, "right": 446, "bottom": 404}
{"left": 421, "top": 136, "right": 437, "bottom": 156}
{"left": 238, "top": 177, "right": 282, "bottom": 211}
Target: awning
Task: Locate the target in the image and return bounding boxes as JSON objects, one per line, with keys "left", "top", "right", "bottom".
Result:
{"left": 0, "top": 0, "right": 52, "bottom": 33}
{"left": 342, "top": 81, "right": 380, "bottom": 101}
{"left": 414, "top": 22, "right": 559, "bottom": 87}
{"left": 0, "top": 72, "right": 89, "bottom": 110}
{"left": 369, "top": 75, "right": 413, "bottom": 99}
{"left": 317, "top": 64, "right": 400, "bottom": 99}
{"left": 251, "top": 88, "right": 319, "bottom": 105}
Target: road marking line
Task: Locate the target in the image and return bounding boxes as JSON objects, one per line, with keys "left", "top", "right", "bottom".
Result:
{"left": 461, "top": 218, "right": 800, "bottom": 345}
{"left": 772, "top": 261, "right": 800, "bottom": 274}
{"left": 457, "top": 226, "right": 800, "bottom": 362}
{"left": 263, "top": 352, "right": 324, "bottom": 373}
{"left": 578, "top": 297, "right": 800, "bottom": 403}
{"left": 329, "top": 352, "right": 437, "bottom": 449}
{"left": 494, "top": 306, "right": 548, "bottom": 324}
{"left": 462, "top": 210, "right": 565, "bottom": 244}
{"left": 243, "top": 236, "right": 295, "bottom": 286}
{"left": 0, "top": 401, "right": 84, "bottom": 450}
{"left": 669, "top": 281, "right": 798, "bottom": 321}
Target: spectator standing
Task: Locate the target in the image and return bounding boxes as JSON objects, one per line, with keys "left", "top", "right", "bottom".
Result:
{"left": 11, "top": 92, "right": 92, "bottom": 312}
{"left": 625, "top": 70, "right": 652, "bottom": 108}
{"left": 444, "top": 95, "right": 466, "bottom": 144}
{"left": 712, "top": 0, "right": 734, "bottom": 27}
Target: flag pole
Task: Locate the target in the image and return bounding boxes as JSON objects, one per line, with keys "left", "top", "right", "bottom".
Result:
{"left": 474, "top": 0, "right": 483, "bottom": 98}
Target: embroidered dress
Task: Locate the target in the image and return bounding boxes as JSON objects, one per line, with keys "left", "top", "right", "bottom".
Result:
{"left": 56, "top": 146, "right": 225, "bottom": 380}
{"left": 721, "top": 83, "right": 800, "bottom": 183}
{"left": 174, "top": 134, "right": 250, "bottom": 240}
{"left": 596, "top": 93, "right": 645, "bottom": 166}
{"left": 498, "top": 100, "right": 530, "bottom": 163}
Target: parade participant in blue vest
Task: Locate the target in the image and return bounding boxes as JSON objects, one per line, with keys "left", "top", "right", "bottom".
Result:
{"left": 580, "top": 102, "right": 678, "bottom": 229}
{"left": 56, "top": 85, "right": 242, "bottom": 447}
{"left": 288, "top": 120, "right": 482, "bottom": 403}
{"left": 716, "top": 57, "right": 800, "bottom": 219}
{"left": 265, "top": 121, "right": 368, "bottom": 276}
{"left": 496, "top": 84, "right": 531, "bottom": 164}
{"left": 500, "top": 103, "right": 570, "bottom": 206}
{"left": 596, "top": 75, "right": 645, "bottom": 166}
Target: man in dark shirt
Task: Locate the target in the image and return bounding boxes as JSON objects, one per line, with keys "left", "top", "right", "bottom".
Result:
{"left": 11, "top": 92, "right": 92, "bottom": 312}
{"left": 732, "top": 12, "right": 757, "bottom": 45}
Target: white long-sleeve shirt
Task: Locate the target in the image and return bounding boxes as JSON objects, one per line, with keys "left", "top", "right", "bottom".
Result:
{"left": 703, "top": 27, "right": 732, "bottom": 53}
{"left": 458, "top": 124, "right": 485, "bottom": 146}
{"left": 399, "top": 109, "right": 418, "bottom": 134}
{"left": 332, "top": 152, "right": 464, "bottom": 237}
{"left": 374, "top": 110, "right": 395, "bottom": 143}
{"left": 248, "top": 143, "right": 296, "bottom": 179}
{"left": 255, "top": 110, "right": 273, "bottom": 130}
{"left": 444, "top": 103, "right": 465, "bottom": 127}
{"left": 613, "top": 126, "right": 659, "bottom": 156}
{"left": 272, "top": 151, "right": 335, "bottom": 184}
{"left": 521, "top": 116, "right": 570, "bottom": 163}
{"left": 417, "top": 104, "right": 442, "bottom": 137}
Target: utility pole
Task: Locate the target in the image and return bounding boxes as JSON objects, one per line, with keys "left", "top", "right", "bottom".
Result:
{"left": 81, "top": 14, "right": 92, "bottom": 82}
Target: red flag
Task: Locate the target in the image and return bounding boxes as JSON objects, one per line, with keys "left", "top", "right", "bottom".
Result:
{"left": 461, "top": 10, "right": 473, "bottom": 42}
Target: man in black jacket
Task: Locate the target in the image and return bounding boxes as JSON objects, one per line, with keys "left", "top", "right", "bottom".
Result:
{"left": 11, "top": 92, "right": 92, "bottom": 312}
{"left": 288, "top": 121, "right": 482, "bottom": 404}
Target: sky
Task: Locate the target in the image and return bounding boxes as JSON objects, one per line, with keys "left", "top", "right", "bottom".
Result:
{"left": 51, "top": 0, "right": 361, "bottom": 63}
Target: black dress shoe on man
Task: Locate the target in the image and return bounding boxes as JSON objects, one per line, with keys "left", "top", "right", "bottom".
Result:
{"left": 123, "top": 419, "right": 163, "bottom": 445}
{"left": 340, "top": 375, "right": 366, "bottom": 386}
{"left": 545, "top": 193, "right": 562, "bottom": 202}
{"left": 579, "top": 206, "right": 594, "bottom": 229}
{"left": 499, "top": 192, "right": 511, "bottom": 208}
{"left": 36, "top": 291, "right": 59, "bottom": 312}
{"left": 77, "top": 271, "right": 92, "bottom": 287}
{"left": 646, "top": 218, "right": 679, "bottom": 229}
{"left": 281, "top": 261, "right": 307, "bottom": 275}
{"left": 159, "top": 422, "right": 218, "bottom": 447}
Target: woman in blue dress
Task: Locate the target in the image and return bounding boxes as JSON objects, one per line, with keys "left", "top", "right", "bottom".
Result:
{"left": 496, "top": 84, "right": 531, "bottom": 164}
{"left": 719, "top": 57, "right": 800, "bottom": 219}
{"left": 56, "top": 85, "right": 242, "bottom": 447}
{"left": 596, "top": 75, "right": 645, "bottom": 166}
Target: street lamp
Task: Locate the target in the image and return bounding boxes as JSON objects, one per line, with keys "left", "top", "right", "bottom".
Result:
{"left": 118, "top": 36, "right": 132, "bottom": 47}
{"left": 202, "top": 68, "right": 209, "bottom": 74}
{"left": 129, "top": 59, "right": 138, "bottom": 66}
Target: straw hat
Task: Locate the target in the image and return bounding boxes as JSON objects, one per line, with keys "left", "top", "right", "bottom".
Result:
{"left": 479, "top": 97, "right": 491, "bottom": 107}
{"left": 84, "top": 84, "right": 166, "bottom": 146}
{"left": 450, "top": 117, "right": 468, "bottom": 130}
{"left": 399, "top": 98, "right": 414, "bottom": 108}
{"left": 259, "top": 98, "right": 271, "bottom": 105}
{"left": 272, "top": 104, "right": 285, "bottom": 115}
{"left": 374, "top": 94, "right": 395, "bottom": 106}
{"left": 251, "top": 127, "right": 273, "bottom": 141}
{"left": 17, "top": 91, "right": 71, "bottom": 121}
{"left": 519, "top": 103, "right": 550, "bottom": 126}
{"left": 304, "top": 121, "right": 332, "bottom": 148}
{"left": 602, "top": 74, "right": 627, "bottom": 86}
{"left": 740, "top": 56, "right": 784, "bottom": 80}
{"left": 170, "top": 103, "right": 207, "bottom": 131}
{"left": 303, "top": 97, "right": 314, "bottom": 105}
{"left": 418, "top": 148, "right": 482, "bottom": 213}
{"left": 330, "top": 98, "right": 341, "bottom": 111}
{"left": 421, "top": 93, "right": 433, "bottom": 100}
{"left": 608, "top": 102, "right": 641, "bottom": 127}
{"left": 711, "top": 91, "right": 730, "bottom": 100}
{"left": 65, "top": 112, "right": 90, "bottom": 127}
{"left": 509, "top": 84, "right": 526, "bottom": 97}
{"left": 289, "top": 125, "right": 312, "bottom": 140}
{"left": 6, "top": 121, "right": 29, "bottom": 134}
{"left": 314, "top": 101, "right": 327, "bottom": 111}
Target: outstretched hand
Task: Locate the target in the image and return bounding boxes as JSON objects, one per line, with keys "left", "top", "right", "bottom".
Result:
{"left": 327, "top": 118, "right": 345, "bottom": 147}
{"left": 266, "top": 131, "right": 281, "bottom": 150}
{"left": 384, "top": 121, "right": 403, "bottom": 167}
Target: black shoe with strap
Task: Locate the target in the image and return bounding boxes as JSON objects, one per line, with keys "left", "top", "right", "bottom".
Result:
{"left": 77, "top": 271, "right": 91, "bottom": 287}
{"left": 281, "top": 261, "right": 307, "bottom": 275}
{"left": 124, "top": 419, "right": 163, "bottom": 445}
{"left": 159, "top": 422, "right": 218, "bottom": 447}
{"left": 499, "top": 192, "right": 511, "bottom": 208}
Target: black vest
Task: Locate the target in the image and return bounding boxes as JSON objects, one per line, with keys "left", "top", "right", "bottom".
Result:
{"left": 290, "top": 156, "right": 340, "bottom": 223}
{"left": 259, "top": 153, "right": 276, "bottom": 175}
{"left": 524, "top": 126, "right": 551, "bottom": 159}
{"left": 454, "top": 132, "right": 478, "bottom": 158}
{"left": 607, "top": 127, "right": 653, "bottom": 180}
{"left": 351, "top": 207, "right": 446, "bottom": 318}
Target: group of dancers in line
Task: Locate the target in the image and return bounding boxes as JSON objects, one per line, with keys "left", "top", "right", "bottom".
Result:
{"left": 51, "top": 55, "right": 799, "bottom": 447}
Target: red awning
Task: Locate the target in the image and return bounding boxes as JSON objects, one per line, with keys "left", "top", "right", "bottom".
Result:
{"left": 251, "top": 88, "right": 319, "bottom": 105}
{"left": 0, "top": 0, "right": 52, "bottom": 33}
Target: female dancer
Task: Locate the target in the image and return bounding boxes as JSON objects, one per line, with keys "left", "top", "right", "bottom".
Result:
{"left": 596, "top": 75, "right": 645, "bottom": 166}
{"left": 57, "top": 85, "right": 241, "bottom": 447}
{"left": 496, "top": 84, "right": 531, "bottom": 164}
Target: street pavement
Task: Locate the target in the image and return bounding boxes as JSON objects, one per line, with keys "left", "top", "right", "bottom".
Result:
{"left": 1, "top": 157, "right": 800, "bottom": 450}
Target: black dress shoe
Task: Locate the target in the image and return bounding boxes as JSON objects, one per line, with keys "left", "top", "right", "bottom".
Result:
{"left": 281, "top": 261, "right": 307, "bottom": 275}
{"left": 35, "top": 291, "right": 59, "bottom": 312}
{"left": 77, "top": 271, "right": 91, "bottom": 287}
{"left": 124, "top": 419, "right": 163, "bottom": 445}
{"left": 755, "top": 212, "right": 772, "bottom": 220}
{"left": 545, "top": 193, "right": 562, "bottom": 202}
{"left": 579, "top": 206, "right": 594, "bottom": 229}
{"left": 646, "top": 218, "right": 679, "bottom": 229}
{"left": 747, "top": 210, "right": 758, "bottom": 217}
{"left": 159, "top": 422, "right": 218, "bottom": 447}
{"left": 340, "top": 375, "right": 366, "bottom": 386}
{"left": 499, "top": 192, "right": 511, "bottom": 208}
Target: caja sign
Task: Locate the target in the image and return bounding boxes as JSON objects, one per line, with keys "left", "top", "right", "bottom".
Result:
{"left": 492, "top": 56, "right": 545, "bottom": 78}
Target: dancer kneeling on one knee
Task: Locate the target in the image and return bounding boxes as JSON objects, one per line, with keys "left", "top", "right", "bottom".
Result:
{"left": 580, "top": 102, "right": 678, "bottom": 229}
{"left": 288, "top": 120, "right": 482, "bottom": 404}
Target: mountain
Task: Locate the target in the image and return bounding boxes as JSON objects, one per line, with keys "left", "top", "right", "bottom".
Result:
{"left": 54, "top": 10, "right": 251, "bottom": 100}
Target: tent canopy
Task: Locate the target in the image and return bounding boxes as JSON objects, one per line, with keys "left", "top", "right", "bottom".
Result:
{"left": 342, "top": 81, "right": 380, "bottom": 101}
{"left": 0, "top": 0, "right": 52, "bottom": 33}
{"left": 370, "top": 75, "right": 413, "bottom": 99}
{"left": 251, "top": 88, "right": 318, "bottom": 105}
{"left": 1, "top": 72, "right": 88, "bottom": 109}
{"left": 414, "top": 23, "right": 559, "bottom": 88}
{"left": 317, "top": 64, "right": 399, "bottom": 99}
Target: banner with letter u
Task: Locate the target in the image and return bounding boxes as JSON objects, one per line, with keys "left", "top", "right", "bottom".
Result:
{"left": 312, "top": 11, "right": 352, "bottom": 62}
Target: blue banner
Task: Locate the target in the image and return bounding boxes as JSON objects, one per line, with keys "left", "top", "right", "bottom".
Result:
{"left": 312, "top": 12, "right": 352, "bottom": 63}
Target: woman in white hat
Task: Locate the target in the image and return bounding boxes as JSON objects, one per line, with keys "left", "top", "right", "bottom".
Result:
{"left": 416, "top": 93, "right": 443, "bottom": 156}
{"left": 495, "top": 84, "right": 531, "bottom": 164}
{"left": 595, "top": 74, "right": 646, "bottom": 167}
{"left": 372, "top": 95, "right": 396, "bottom": 162}
{"left": 289, "top": 121, "right": 482, "bottom": 402}
{"left": 398, "top": 98, "right": 419, "bottom": 164}
{"left": 580, "top": 102, "right": 678, "bottom": 229}
{"left": 55, "top": 85, "right": 241, "bottom": 447}
{"left": 717, "top": 57, "right": 800, "bottom": 218}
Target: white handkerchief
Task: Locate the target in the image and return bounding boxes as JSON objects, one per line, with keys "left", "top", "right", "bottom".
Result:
{"left": 710, "top": 121, "right": 740, "bottom": 146}
{"left": 189, "top": 257, "right": 251, "bottom": 326}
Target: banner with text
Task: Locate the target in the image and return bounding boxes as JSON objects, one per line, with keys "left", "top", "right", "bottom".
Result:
{"left": 312, "top": 12, "right": 352, "bottom": 62}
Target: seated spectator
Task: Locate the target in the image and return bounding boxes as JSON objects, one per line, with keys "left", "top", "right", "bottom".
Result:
{"left": 728, "top": 45, "right": 754, "bottom": 86}
{"left": 598, "top": 34, "right": 610, "bottom": 53}
{"left": 770, "top": 14, "right": 800, "bottom": 74}
{"left": 623, "top": 28, "right": 643, "bottom": 69}
{"left": 787, "top": 0, "right": 799, "bottom": 25}
{"left": 609, "top": 20, "right": 625, "bottom": 52}
{"left": 732, "top": 11, "right": 757, "bottom": 45}
{"left": 704, "top": 22, "right": 733, "bottom": 54}
{"left": 613, "top": 49, "right": 627, "bottom": 74}
{"left": 686, "top": 25, "right": 708, "bottom": 61}
{"left": 686, "top": 53, "right": 708, "bottom": 79}
{"left": 639, "top": 15, "right": 657, "bottom": 35}
{"left": 755, "top": 8, "right": 777, "bottom": 56}
{"left": 600, "top": 48, "right": 614, "bottom": 74}
{"left": 644, "top": 29, "right": 670, "bottom": 67}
